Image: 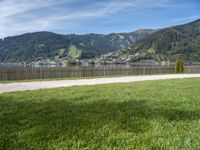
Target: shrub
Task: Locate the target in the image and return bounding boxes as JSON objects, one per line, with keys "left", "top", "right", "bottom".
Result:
{"left": 176, "top": 58, "right": 184, "bottom": 73}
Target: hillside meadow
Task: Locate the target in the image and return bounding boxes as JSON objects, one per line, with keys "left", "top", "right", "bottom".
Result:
{"left": 0, "top": 78, "right": 200, "bottom": 149}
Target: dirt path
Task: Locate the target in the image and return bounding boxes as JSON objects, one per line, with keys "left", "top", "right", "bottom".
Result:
{"left": 0, "top": 74, "right": 200, "bottom": 94}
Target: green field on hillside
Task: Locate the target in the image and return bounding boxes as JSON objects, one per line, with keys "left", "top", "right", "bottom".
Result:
{"left": 0, "top": 78, "right": 200, "bottom": 149}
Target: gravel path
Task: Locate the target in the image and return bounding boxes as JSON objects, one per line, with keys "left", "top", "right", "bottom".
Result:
{"left": 0, "top": 74, "right": 200, "bottom": 94}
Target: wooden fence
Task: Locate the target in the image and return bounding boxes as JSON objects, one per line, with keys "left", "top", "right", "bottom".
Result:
{"left": 0, "top": 66, "right": 200, "bottom": 81}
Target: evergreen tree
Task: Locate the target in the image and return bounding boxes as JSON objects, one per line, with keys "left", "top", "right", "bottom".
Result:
{"left": 176, "top": 58, "right": 184, "bottom": 73}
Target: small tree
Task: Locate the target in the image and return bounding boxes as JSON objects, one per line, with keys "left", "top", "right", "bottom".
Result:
{"left": 180, "top": 58, "right": 184, "bottom": 73}
{"left": 176, "top": 58, "right": 184, "bottom": 73}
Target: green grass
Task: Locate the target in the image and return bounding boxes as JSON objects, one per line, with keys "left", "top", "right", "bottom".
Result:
{"left": 1, "top": 78, "right": 200, "bottom": 149}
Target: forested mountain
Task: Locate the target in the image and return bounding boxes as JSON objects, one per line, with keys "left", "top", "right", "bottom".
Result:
{"left": 2, "top": 19, "right": 199, "bottom": 63}
{"left": 0, "top": 29, "right": 154, "bottom": 62}
{"left": 124, "top": 19, "right": 200, "bottom": 62}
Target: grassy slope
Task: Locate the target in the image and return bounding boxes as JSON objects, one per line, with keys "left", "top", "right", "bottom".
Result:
{"left": 67, "top": 45, "right": 81, "bottom": 59}
{"left": 0, "top": 78, "right": 200, "bottom": 149}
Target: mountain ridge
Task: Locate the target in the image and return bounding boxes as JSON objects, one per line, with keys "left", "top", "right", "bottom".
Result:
{"left": 0, "top": 29, "right": 154, "bottom": 62}
{"left": 122, "top": 19, "right": 200, "bottom": 62}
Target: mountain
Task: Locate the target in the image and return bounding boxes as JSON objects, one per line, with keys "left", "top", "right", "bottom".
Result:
{"left": 124, "top": 19, "right": 200, "bottom": 62}
{"left": 0, "top": 29, "right": 154, "bottom": 62}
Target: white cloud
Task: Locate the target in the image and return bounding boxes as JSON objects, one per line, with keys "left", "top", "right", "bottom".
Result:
{"left": 170, "top": 16, "right": 200, "bottom": 23}
{"left": 0, "top": 0, "right": 176, "bottom": 38}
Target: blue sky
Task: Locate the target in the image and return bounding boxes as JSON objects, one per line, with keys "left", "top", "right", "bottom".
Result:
{"left": 0, "top": 0, "right": 199, "bottom": 38}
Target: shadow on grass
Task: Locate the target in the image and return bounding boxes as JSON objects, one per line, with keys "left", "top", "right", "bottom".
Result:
{"left": 0, "top": 96, "right": 200, "bottom": 149}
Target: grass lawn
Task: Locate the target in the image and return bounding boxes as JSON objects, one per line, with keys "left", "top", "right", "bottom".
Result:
{"left": 0, "top": 78, "right": 200, "bottom": 149}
